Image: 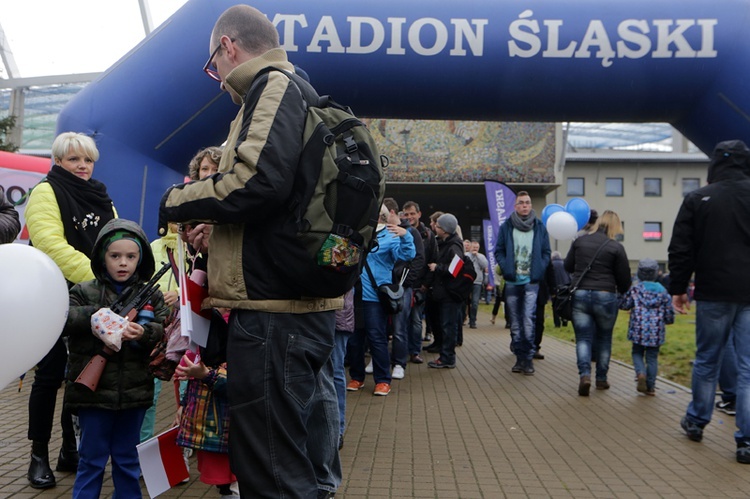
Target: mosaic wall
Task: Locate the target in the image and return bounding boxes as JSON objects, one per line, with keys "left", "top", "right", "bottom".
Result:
{"left": 363, "top": 119, "right": 556, "bottom": 183}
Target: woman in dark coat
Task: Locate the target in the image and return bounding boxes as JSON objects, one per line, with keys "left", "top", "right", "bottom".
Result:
{"left": 564, "top": 210, "right": 631, "bottom": 396}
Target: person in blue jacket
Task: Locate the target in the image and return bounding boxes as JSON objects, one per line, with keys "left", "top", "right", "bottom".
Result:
{"left": 347, "top": 204, "right": 415, "bottom": 397}
{"left": 494, "top": 191, "right": 551, "bottom": 376}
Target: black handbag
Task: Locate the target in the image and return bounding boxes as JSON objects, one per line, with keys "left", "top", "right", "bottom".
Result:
{"left": 364, "top": 260, "right": 406, "bottom": 315}
{"left": 552, "top": 239, "right": 610, "bottom": 322}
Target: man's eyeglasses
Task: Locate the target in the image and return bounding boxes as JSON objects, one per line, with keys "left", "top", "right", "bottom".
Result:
{"left": 203, "top": 38, "right": 235, "bottom": 81}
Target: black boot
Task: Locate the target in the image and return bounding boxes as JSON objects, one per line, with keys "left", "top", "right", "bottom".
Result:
{"left": 28, "top": 441, "right": 56, "bottom": 489}
{"left": 56, "top": 434, "right": 79, "bottom": 472}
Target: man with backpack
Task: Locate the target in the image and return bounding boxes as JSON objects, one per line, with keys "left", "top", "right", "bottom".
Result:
{"left": 158, "top": 5, "right": 385, "bottom": 497}
{"left": 426, "top": 213, "right": 466, "bottom": 369}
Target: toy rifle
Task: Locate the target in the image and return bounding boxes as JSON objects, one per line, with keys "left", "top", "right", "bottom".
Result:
{"left": 75, "top": 262, "right": 171, "bottom": 391}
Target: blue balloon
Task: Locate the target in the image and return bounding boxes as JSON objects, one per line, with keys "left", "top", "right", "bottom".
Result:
{"left": 565, "top": 198, "right": 591, "bottom": 230}
{"left": 541, "top": 204, "right": 565, "bottom": 226}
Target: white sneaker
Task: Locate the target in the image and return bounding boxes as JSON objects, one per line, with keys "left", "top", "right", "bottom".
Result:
{"left": 365, "top": 360, "right": 373, "bottom": 374}
{"left": 392, "top": 365, "right": 405, "bottom": 380}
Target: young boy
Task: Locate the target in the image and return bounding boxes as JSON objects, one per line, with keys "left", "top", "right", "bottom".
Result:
{"left": 63, "top": 218, "right": 168, "bottom": 498}
{"left": 619, "top": 258, "right": 675, "bottom": 395}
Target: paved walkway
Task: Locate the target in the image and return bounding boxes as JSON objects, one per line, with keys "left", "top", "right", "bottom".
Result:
{"left": 1, "top": 311, "right": 749, "bottom": 498}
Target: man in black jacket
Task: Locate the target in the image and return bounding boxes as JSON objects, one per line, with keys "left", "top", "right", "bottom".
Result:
{"left": 426, "top": 213, "right": 464, "bottom": 369}
{"left": 159, "top": 6, "right": 341, "bottom": 496}
{"left": 403, "top": 201, "right": 436, "bottom": 364}
{"left": 669, "top": 139, "right": 750, "bottom": 464}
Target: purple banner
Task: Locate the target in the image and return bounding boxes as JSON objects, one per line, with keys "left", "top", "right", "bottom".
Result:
{"left": 482, "top": 219, "right": 496, "bottom": 288}
{"left": 484, "top": 180, "right": 516, "bottom": 235}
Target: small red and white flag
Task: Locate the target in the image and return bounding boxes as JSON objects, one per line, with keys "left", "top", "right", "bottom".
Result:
{"left": 176, "top": 238, "right": 212, "bottom": 347}
{"left": 136, "top": 426, "right": 189, "bottom": 497}
{"left": 448, "top": 254, "right": 464, "bottom": 277}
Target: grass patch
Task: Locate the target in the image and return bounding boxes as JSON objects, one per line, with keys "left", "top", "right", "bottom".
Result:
{"left": 480, "top": 302, "right": 696, "bottom": 387}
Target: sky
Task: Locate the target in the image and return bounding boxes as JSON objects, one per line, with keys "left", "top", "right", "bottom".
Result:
{"left": 0, "top": 0, "right": 188, "bottom": 78}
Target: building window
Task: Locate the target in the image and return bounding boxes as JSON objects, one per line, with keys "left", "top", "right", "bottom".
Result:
{"left": 644, "top": 178, "right": 662, "bottom": 197}
{"left": 567, "top": 177, "right": 584, "bottom": 196}
{"left": 682, "top": 178, "right": 700, "bottom": 196}
{"left": 643, "top": 222, "right": 662, "bottom": 241}
{"left": 605, "top": 177, "right": 623, "bottom": 196}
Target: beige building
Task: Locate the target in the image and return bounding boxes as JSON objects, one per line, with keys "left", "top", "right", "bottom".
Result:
{"left": 547, "top": 150, "right": 709, "bottom": 271}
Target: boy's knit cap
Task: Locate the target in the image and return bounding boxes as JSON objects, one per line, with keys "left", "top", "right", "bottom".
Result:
{"left": 637, "top": 258, "right": 659, "bottom": 282}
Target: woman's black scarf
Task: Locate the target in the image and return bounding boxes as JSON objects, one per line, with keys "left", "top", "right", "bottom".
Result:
{"left": 45, "top": 164, "right": 115, "bottom": 257}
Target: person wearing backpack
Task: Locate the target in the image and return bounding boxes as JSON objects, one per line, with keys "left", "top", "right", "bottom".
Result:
{"left": 494, "top": 191, "right": 551, "bottom": 376}
{"left": 158, "top": 5, "right": 386, "bottom": 497}
{"left": 426, "top": 213, "right": 465, "bottom": 369}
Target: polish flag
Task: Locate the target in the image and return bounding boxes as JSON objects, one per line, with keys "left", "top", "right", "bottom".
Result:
{"left": 448, "top": 254, "right": 464, "bottom": 277}
{"left": 176, "top": 238, "right": 211, "bottom": 347}
{"left": 136, "top": 426, "right": 189, "bottom": 497}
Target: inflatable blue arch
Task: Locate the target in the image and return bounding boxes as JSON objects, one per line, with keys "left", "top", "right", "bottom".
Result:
{"left": 57, "top": 0, "right": 750, "bottom": 236}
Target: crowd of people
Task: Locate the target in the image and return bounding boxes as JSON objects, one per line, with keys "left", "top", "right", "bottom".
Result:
{"left": 2, "top": 4, "right": 749, "bottom": 498}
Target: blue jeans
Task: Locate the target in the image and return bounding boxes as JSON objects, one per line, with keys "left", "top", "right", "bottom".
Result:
{"left": 686, "top": 301, "right": 750, "bottom": 445}
{"left": 74, "top": 407, "right": 146, "bottom": 499}
{"left": 439, "top": 301, "right": 463, "bottom": 365}
{"left": 332, "top": 329, "right": 351, "bottom": 436}
{"left": 632, "top": 344, "right": 660, "bottom": 390}
{"left": 572, "top": 290, "right": 618, "bottom": 380}
{"left": 409, "top": 299, "right": 426, "bottom": 355}
{"left": 469, "top": 283, "right": 483, "bottom": 326}
{"left": 348, "top": 301, "right": 392, "bottom": 384}
{"left": 391, "top": 288, "right": 413, "bottom": 368}
{"left": 227, "top": 309, "right": 340, "bottom": 498}
{"left": 719, "top": 330, "right": 738, "bottom": 403}
{"left": 505, "top": 283, "right": 539, "bottom": 360}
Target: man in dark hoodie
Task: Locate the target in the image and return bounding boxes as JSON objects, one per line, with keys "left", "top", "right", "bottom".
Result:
{"left": 668, "top": 139, "right": 750, "bottom": 464}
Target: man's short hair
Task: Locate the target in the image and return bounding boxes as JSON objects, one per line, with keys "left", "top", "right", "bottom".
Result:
{"left": 213, "top": 5, "right": 279, "bottom": 56}
{"left": 383, "top": 197, "right": 399, "bottom": 213}
{"left": 403, "top": 201, "right": 420, "bottom": 213}
{"left": 516, "top": 190, "right": 530, "bottom": 198}
{"left": 429, "top": 211, "right": 444, "bottom": 223}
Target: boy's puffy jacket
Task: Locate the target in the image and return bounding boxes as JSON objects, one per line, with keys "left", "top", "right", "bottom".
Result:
{"left": 64, "top": 219, "right": 168, "bottom": 411}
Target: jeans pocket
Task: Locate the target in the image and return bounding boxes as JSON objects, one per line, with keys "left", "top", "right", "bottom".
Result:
{"left": 285, "top": 333, "right": 331, "bottom": 409}
{"left": 228, "top": 317, "right": 266, "bottom": 406}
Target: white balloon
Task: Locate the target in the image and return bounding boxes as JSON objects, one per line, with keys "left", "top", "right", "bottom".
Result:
{"left": 0, "top": 244, "right": 68, "bottom": 390}
{"left": 546, "top": 211, "right": 579, "bottom": 240}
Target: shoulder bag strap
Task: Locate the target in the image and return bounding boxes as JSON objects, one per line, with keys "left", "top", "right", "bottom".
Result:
{"left": 569, "top": 239, "right": 611, "bottom": 292}
{"left": 363, "top": 259, "right": 380, "bottom": 293}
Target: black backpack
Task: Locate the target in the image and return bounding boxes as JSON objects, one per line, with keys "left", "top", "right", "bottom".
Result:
{"left": 445, "top": 255, "right": 477, "bottom": 302}
{"left": 244, "top": 68, "right": 387, "bottom": 298}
